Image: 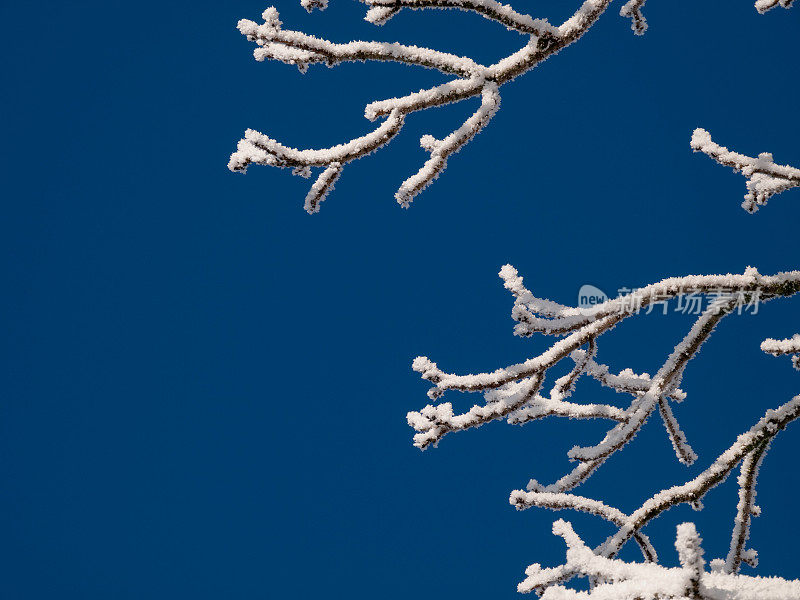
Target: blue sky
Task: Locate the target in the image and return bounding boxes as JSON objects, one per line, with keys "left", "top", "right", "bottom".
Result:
{"left": 1, "top": 1, "right": 799, "bottom": 598}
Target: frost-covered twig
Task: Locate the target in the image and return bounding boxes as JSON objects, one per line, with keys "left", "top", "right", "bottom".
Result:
{"left": 360, "top": 0, "right": 556, "bottom": 35}
{"left": 620, "top": 0, "right": 647, "bottom": 35}
{"left": 229, "top": 1, "right": 620, "bottom": 212}
{"left": 755, "top": 0, "right": 794, "bottom": 14}
{"left": 762, "top": 334, "right": 800, "bottom": 370}
{"left": 509, "top": 490, "right": 658, "bottom": 562}
{"left": 675, "top": 522, "right": 705, "bottom": 598}
{"left": 396, "top": 82, "right": 500, "bottom": 204}
{"left": 658, "top": 394, "right": 698, "bottom": 466}
{"left": 690, "top": 128, "right": 800, "bottom": 213}
{"left": 229, "top": 2, "right": 793, "bottom": 212}
{"left": 725, "top": 440, "right": 768, "bottom": 574}
{"left": 304, "top": 161, "right": 342, "bottom": 213}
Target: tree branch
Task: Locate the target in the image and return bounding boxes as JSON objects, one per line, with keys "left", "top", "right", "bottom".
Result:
{"left": 762, "top": 334, "right": 800, "bottom": 370}
{"left": 359, "top": 0, "right": 557, "bottom": 36}
{"left": 522, "top": 520, "right": 800, "bottom": 599}
{"left": 691, "top": 128, "right": 800, "bottom": 213}
{"left": 516, "top": 393, "right": 800, "bottom": 594}
{"left": 409, "top": 267, "right": 800, "bottom": 460}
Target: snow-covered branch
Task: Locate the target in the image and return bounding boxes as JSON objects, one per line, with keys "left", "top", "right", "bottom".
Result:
{"left": 690, "top": 128, "right": 800, "bottom": 213}
{"left": 762, "top": 334, "right": 800, "bottom": 370}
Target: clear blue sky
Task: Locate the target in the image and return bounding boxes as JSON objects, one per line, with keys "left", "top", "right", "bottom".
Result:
{"left": 1, "top": 1, "right": 798, "bottom": 598}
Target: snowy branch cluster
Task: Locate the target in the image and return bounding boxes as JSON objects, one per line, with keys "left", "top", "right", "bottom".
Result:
{"left": 228, "top": 0, "right": 791, "bottom": 213}
{"left": 409, "top": 266, "right": 800, "bottom": 597}
{"left": 536, "top": 520, "right": 800, "bottom": 599}
{"left": 691, "top": 129, "right": 800, "bottom": 213}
